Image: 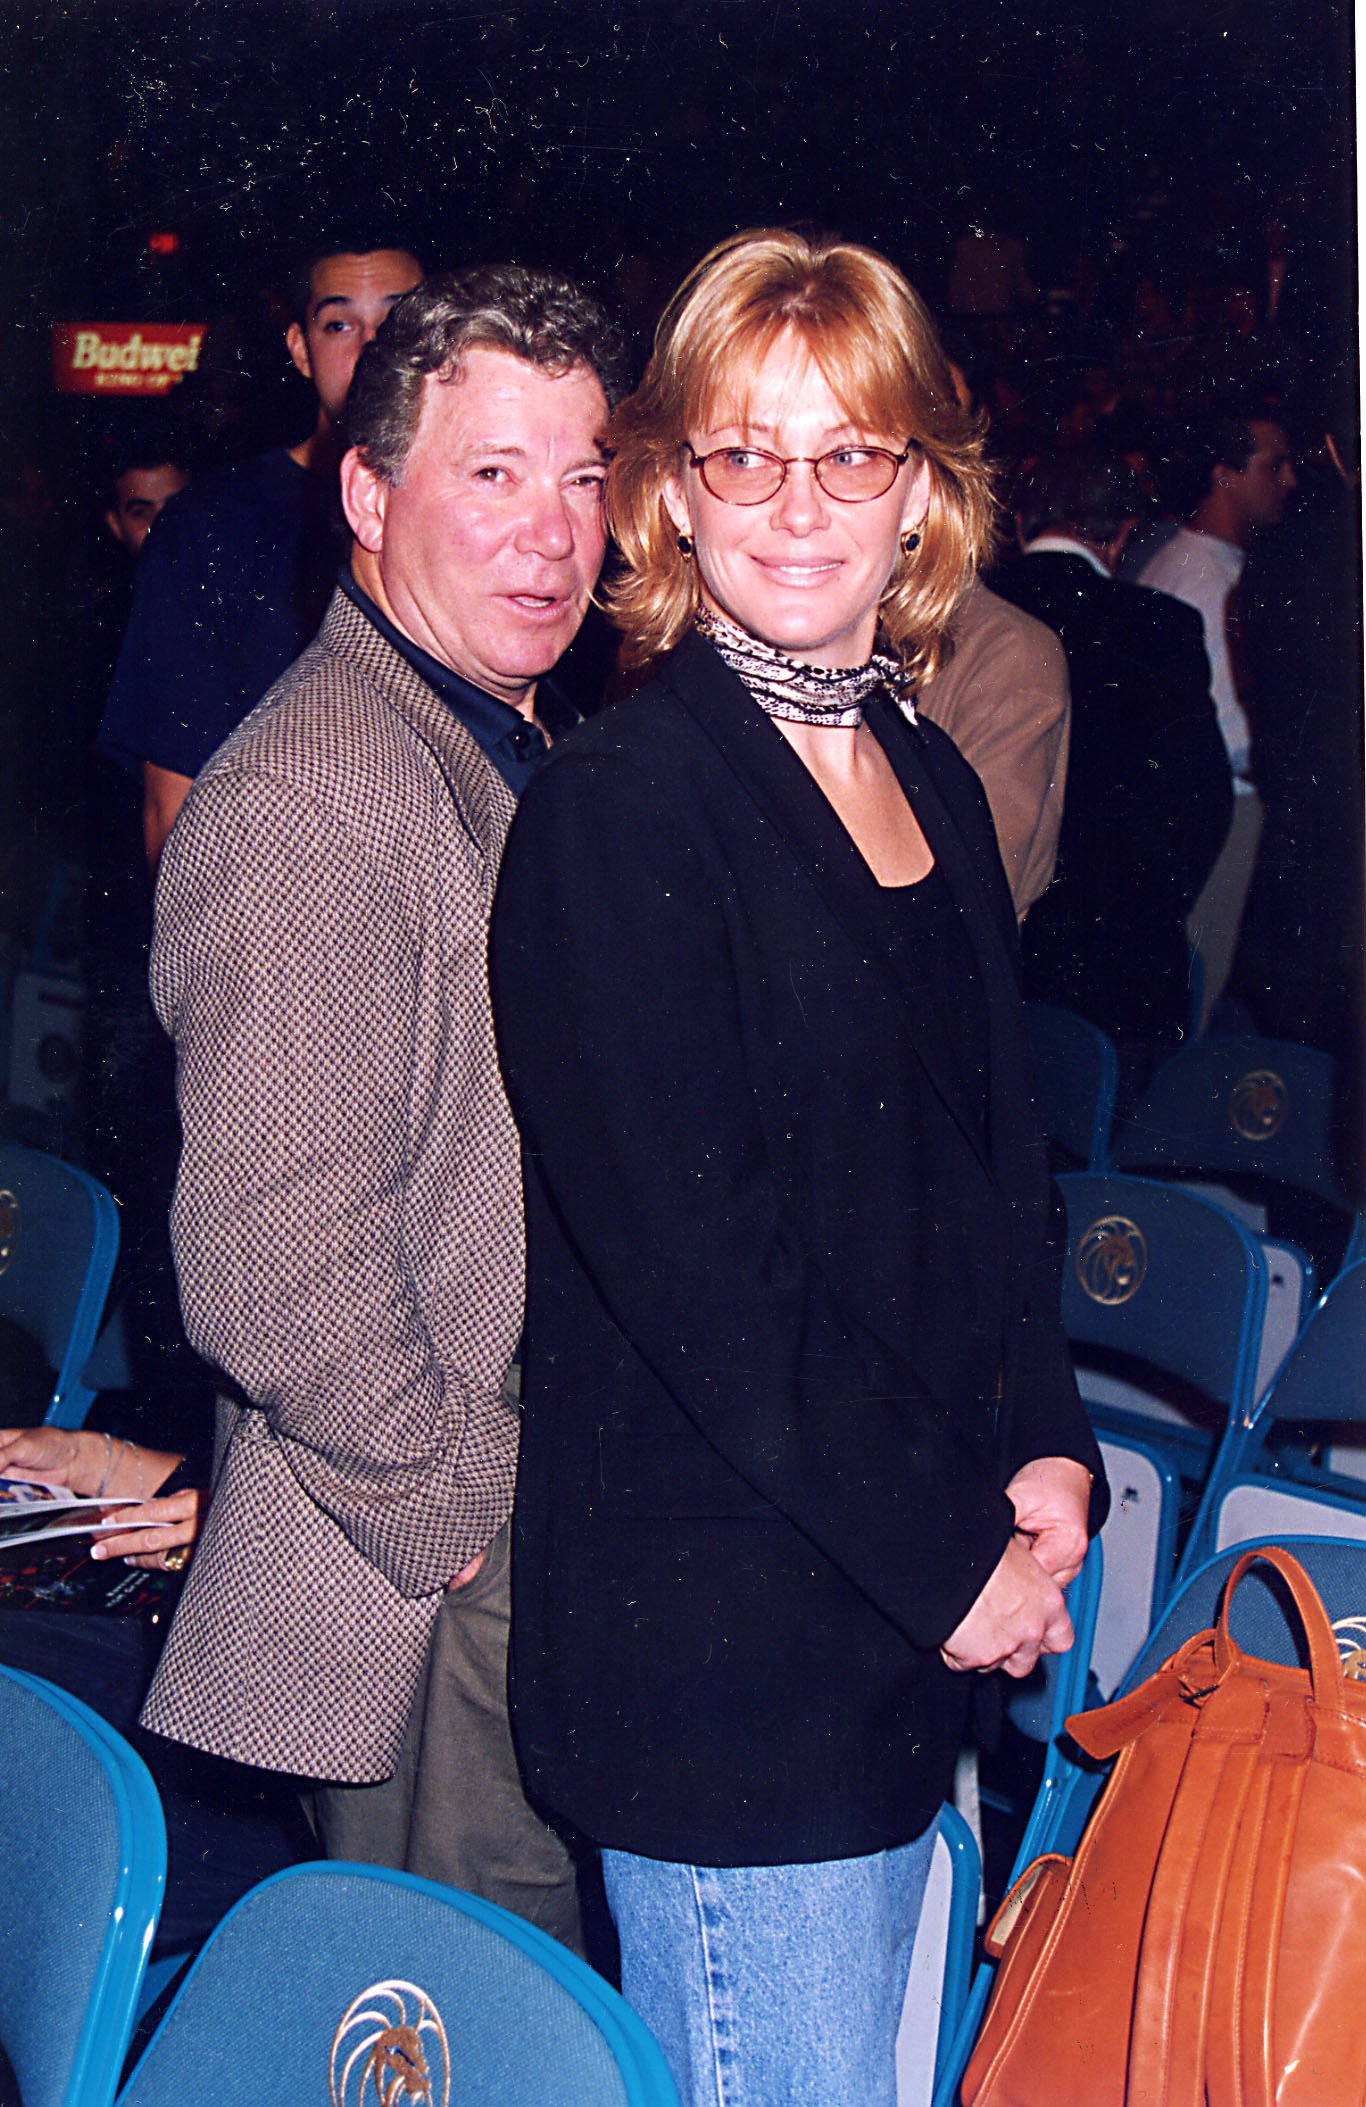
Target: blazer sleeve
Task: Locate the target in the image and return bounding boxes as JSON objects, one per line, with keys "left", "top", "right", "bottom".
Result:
{"left": 152, "top": 768, "right": 506, "bottom": 1598}
{"left": 918, "top": 587, "right": 1071, "bottom": 921}
{"left": 492, "top": 748, "right": 1018, "bottom": 1651}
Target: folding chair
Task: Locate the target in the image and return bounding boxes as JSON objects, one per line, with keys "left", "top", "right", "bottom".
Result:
{"left": 1090, "top": 1430, "right": 1180, "bottom": 1701}
{"left": 896, "top": 1804, "right": 981, "bottom": 2107}
{"left": 116, "top": 1860, "right": 678, "bottom": 2106}
{"left": 1024, "top": 1002, "right": 1118, "bottom": 1171}
{"left": 1111, "top": 1034, "right": 1356, "bottom": 1279}
{"left": 995, "top": 1426, "right": 1178, "bottom": 1857}
{"left": 933, "top": 1535, "right": 1366, "bottom": 2107}
{"left": 0, "top": 1663, "right": 166, "bottom": 2107}
{"left": 1251, "top": 1236, "right": 1317, "bottom": 1402}
{"left": 0, "top": 1142, "right": 120, "bottom": 1426}
{"left": 1057, "top": 1171, "right": 1267, "bottom": 1489}
{"left": 1179, "top": 1259, "right": 1366, "bottom": 1581}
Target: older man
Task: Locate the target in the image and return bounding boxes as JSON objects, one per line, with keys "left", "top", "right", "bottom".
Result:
{"left": 140, "top": 269, "right": 627, "bottom": 1951}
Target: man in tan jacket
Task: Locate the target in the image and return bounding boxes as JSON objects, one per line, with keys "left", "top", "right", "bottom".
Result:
{"left": 140, "top": 269, "right": 627, "bottom": 1951}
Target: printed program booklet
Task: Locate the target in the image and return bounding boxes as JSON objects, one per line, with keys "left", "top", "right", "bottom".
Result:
{"left": 0, "top": 1478, "right": 137, "bottom": 1549}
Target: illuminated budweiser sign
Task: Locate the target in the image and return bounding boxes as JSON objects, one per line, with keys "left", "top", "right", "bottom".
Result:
{"left": 51, "top": 322, "right": 205, "bottom": 395}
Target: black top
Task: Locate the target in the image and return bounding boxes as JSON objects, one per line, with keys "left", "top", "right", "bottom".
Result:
{"left": 492, "top": 631, "right": 1106, "bottom": 1864}
{"left": 339, "top": 572, "right": 579, "bottom": 798}
{"left": 871, "top": 862, "right": 989, "bottom": 1149}
{"left": 99, "top": 448, "right": 341, "bottom": 780}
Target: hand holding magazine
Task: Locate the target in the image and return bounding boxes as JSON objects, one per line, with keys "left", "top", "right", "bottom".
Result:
{"left": 0, "top": 1426, "right": 201, "bottom": 1571}
{"left": 0, "top": 1477, "right": 138, "bottom": 1549}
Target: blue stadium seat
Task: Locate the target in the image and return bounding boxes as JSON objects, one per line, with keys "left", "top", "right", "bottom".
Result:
{"left": 1111, "top": 1033, "right": 1356, "bottom": 1279}
{"left": 0, "top": 1663, "right": 165, "bottom": 2107}
{"left": 1057, "top": 1171, "right": 1267, "bottom": 1487}
{"left": 1180, "top": 1260, "right": 1366, "bottom": 1580}
{"left": 116, "top": 1860, "right": 678, "bottom": 2107}
{"left": 896, "top": 1805, "right": 981, "bottom": 2107}
{"left": 1024, "top": 1002, "right": 1119, "bottom": 1171}
{"left": 0, "top": 1142, "right": 120, "bottom": 1426}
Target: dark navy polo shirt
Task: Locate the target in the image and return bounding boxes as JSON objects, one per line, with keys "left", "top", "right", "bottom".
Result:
{"left": 340, "top": 571, "right": 579, "bottom": 799}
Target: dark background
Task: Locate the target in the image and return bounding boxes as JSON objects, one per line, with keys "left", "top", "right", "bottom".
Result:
{"left": 2, "top": 0, "right": 1356, "bottom": 426}
{"left": 0, "top": 0, "right": 1357, "bottom": 971}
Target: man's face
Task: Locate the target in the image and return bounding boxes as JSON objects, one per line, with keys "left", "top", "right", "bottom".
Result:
{"left": 287, "top": 249, "right": 423, "bottom": 427}
{"left": 343, "top": 347, "right": 609, "bottom": 709}
{"left": 104, "top": 462, "right": 190, "bottom": 556}
{"left": 1229, "top": 421, "right": 1298, "bottom": 533}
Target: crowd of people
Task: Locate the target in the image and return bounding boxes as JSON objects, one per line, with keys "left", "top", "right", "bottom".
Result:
{"left": 1, "top": 185, "right": 1359, "bottom": 2104}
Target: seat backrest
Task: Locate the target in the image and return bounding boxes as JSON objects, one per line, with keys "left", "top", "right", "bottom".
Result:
{"left": 1181, "top": 1261, "right": 1366, "bottom": 1577}
{"left": 1250, "top": 1236, "right": 1316, "bottom": 1402}
{"left": 117, "top": 1861, "right": 678, "bottom": 2107}
{"left": 1024, "top": 1003, "right": 1118, "bottom": 1171}
{"left": 896, "top": 1805, "right": 980, "bottom": 2107}
{"left": 0, "top": 1143, "right": 119, "bottom": 1426}
{"left": 0, "top": 1664, "right": 165, "bottom": 2107}
{"left": 1058, "top": 1173, "right": 1267, "bottom": 1451}
{"left": 1090, "top": 1432, "right": 1179, "bottom": 1700}
{"left": 1113, "top": 1034, "right": 1352, "bottom": 1215}
{"left": 1254, "top": 1258, "right": 1366, "bottom": 1429}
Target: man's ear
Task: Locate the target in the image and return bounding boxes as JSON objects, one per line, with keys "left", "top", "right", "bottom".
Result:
{"left": 340, "top": 448, "right": 387, "bottom": 554}
{"left": 286, "top": 321, "right": 313, "bottom": 385}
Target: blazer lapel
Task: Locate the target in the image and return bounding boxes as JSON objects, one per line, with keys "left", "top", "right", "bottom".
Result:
{"left": 661, "top": 630, "right": 997, "bottom": 1183}
{"left": 319, "top": 590, "right": 518, "bottom": 866}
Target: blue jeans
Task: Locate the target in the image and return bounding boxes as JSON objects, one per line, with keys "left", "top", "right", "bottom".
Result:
{"left": 601, "top": 1820, "right": 938, "bottom": 2107}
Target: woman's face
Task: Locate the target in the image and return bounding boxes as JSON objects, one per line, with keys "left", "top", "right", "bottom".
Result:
{"left": 664, "top": 329, "right": 929, "bottom": 668}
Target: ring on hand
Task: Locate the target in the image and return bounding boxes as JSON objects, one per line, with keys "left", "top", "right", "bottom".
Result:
{"left": 162, "top": 1545, "right": 190, "bottom": 1573}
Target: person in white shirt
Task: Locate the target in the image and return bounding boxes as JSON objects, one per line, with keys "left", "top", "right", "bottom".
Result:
{"left": 1138, "top": 410, "right": 1297, "bottom": 1023}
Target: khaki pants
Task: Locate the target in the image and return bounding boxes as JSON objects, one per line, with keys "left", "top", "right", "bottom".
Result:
{"left": 306, "top": 1523, "right": 584, "bottom": 1955}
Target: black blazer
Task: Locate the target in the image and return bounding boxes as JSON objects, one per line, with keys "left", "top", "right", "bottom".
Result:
{"left": 491, "top": 630, "right": 1105, "bottom": 1865}
{"left": 991, "top": 550, "right": 1233, "bottom": 1043}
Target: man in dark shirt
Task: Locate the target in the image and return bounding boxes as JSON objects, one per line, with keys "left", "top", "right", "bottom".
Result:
{"left": 140, "top": 268, "right": 628, "bottom": 1951}
{"left": 98, "top": 238, "right": 423, "bottom": 868}
{"left": 992, "top": 449, "right": 1233, "bottom": 1081}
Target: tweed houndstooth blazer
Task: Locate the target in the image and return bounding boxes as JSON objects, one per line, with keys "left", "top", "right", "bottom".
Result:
{"left": 139, "top": 588, "right": 524, "bottom": 1781}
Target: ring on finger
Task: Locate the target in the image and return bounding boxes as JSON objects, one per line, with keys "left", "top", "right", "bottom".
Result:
{"left": 163, "top": 1545, "right": 190, "bottom": 1573}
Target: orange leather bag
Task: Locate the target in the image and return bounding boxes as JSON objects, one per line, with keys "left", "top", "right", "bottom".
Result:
{"left": 962, "top": 1544, "right": 1366, "bottom": 2106}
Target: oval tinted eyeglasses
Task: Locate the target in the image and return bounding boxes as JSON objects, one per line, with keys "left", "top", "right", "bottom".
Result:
{"left": 687, "top": 442, "right": 915, "bottom": 506}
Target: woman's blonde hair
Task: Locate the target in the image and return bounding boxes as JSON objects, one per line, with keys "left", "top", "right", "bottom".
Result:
{"left": 605, "top": 227, "right": 996, "bottom": 678}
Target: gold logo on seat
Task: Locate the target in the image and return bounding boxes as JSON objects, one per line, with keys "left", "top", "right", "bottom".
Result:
{"left": 0, "top": 1192, "right": 17, "bottom": 1277}
{"left": 1076, "top": 1215, "right": 1148, "bottom": 1305}
{"left": 1228, "top": 1068, "right": 1288, "bottom": 1141}
{"left": 330, "top": 1978, "right": 451, "bottom": 2106}
{"left": 1332, "top": 1615, "right": 1366, "bottom": 1682}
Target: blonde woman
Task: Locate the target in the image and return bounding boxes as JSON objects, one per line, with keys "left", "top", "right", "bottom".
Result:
{"left": 491, "top": 229, "right": 1105, "bottom": 2104}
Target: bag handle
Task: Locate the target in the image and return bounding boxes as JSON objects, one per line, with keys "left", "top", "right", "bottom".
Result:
{"left": 1067, "top": 1545, "right": 1345, "bottom": 1760}
{"left": 1212, "top": 1545, "right": 1343, "bottom": 1699}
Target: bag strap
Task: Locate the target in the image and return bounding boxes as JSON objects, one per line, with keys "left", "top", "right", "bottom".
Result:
{"left": 1066, "top": 1629, "right": 1211, "bottom": 1758}
{"left": 1068, "top": 1546, "right": 1346, "bottom": 1760}
{"left": 1214, "top": 1545, "right": 1344, "bottom": 1699}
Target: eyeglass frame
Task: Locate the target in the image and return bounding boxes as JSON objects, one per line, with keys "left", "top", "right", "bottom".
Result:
{"left": 685, "top": 440, "right": 917, "bottom": 506}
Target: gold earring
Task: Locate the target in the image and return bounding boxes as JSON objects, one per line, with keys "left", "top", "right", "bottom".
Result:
{"left": 900, "top": 529, "right": 921, "bottom": 557}
{"left": 677, "top": 533, "right": 694, "bottom": 558}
